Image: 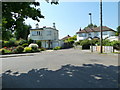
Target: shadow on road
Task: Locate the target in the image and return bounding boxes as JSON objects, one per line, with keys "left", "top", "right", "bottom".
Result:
{"left": 2, "top": 64, "right": 119, "bottom": 88}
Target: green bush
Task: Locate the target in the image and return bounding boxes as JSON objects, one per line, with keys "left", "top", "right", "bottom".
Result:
{"left": 36, "top": 40, "right": 41, "bottom": 48}
{"left": 0, "top": 49, "right": 12, "bottom": 54}
{"left": 3, "top": 41, "right": 9, "bottom": 47}
{"left": 3, "top": 39, "right": 16, "bottom": 47}
{"left": 24, "top": 47, "right": 32, "bottom": 53}
{"left": 111, "top": 41, "right": 120, "bottom": 50}
{"left": 22, "top": 43, "right": 28, "bottom": 47}
{"left": 14, "top": 40, "right": 20, "bottom": 46}
{"left": 19, "top": 39, "right": 27, "bottom": 45}
{"left": 40, "top": 47, "right": 46, "bottom": 51}
{"left": 53, "top": 46, "right": 61, "bottom": 50}
{"left": 29, "top": 43, "right": 38, "bottom": 51}
{"left": 28, "top": 39, "right": 34, "bottom": 44}
{"left": 9, "top": 40, "right": 15, "bottom": 47}
{"left": 0, "top": 49, "right": 5, "bottom": 54}
{"left": 80, "top": 40, "right": 91, "bottom": 49}
{"left": 74, "top": 40, "right": 85, "bottom": 46}
{"left": 96, "top": 40, "right": 112, "bottom": 46}
{"left": 16, "top": 46, "right": 24, "bottom": 53}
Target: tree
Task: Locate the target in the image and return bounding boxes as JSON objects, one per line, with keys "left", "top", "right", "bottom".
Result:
{"left": 116, "top": 26, "right": 120, "bottom": 36}
{"left": 84, "top": 24, "right": 97, "bottom": 29}
{"left": 2, "top": 2, "right": 44, "bottom": 30}
{"left": 14, "top": 23, "right": 31, "bottom": 40}
{"left": 2, "top": 1, "right": 58, "bottom": 40}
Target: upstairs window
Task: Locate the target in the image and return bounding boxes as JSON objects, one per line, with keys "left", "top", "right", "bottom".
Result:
{"left": 32, "top": 31, "right": 42, "bottom": 36}
{"left": 32, "top": 31, "right": 37, "bottom": 36}
{"left": 47, "top": 31, "right": 51, "bottom": 36}
{"left": 79, "top": 33, "right": 87, "bottom": 37}
{"left": 103, "top": 31, "right": 108, "bottom": 35}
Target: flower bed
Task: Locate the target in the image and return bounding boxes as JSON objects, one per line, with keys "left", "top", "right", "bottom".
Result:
{"left": 0, "top": 46, "right": 42, "bottom": 55}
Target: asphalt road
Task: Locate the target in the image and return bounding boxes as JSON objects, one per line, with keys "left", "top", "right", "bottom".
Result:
{"left": 1, "top": 49, "right": 119, "bottom": 88}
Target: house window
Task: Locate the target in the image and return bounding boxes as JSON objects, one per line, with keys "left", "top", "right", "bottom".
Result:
{"left": 79, "top": 33, "right": 86, "bottom": 37}
{"left": 38, "top": 31, "right": 41, "bottom": 36}
{"left": 79, "top": 34, "right": 82, "bottom": 37}
{"left": 32, "top": 31, "right": 37, "bottom": 36}
{"left": 82, "top": 33, "right": 86, "bottom": 37}
{"left": 47, "top": 31, "right": 51, "bottom": 36}
{"left": 103, "top": 31, "right": 108, "bottom": 35}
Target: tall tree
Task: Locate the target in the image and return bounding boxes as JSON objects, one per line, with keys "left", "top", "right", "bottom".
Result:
{"left": 2, "top": 1, "right": 58, "bottom": 40}
{"left": 15, "top": 23, "right": 31, "bottom": 40}
{"left": 2, "top": 2, "right": 44, "bottom": 40}
{"left": 116, "top": 26, "right": 120, "bottom": 36}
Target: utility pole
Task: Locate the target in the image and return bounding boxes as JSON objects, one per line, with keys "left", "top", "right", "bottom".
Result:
{"left": 100, "top": 0, "right": 103, "bottom": 53}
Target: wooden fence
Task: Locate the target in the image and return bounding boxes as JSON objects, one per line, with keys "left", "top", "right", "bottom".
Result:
{"left": 91, "top": 46, "right": 114, "bottom": 53}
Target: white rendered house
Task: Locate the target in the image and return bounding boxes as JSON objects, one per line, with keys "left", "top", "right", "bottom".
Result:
{"left": 28, "top": 23, "right": 60, "bottom": 48}
{"left": 76, "top": 26, "right": 116, "bottom": 41}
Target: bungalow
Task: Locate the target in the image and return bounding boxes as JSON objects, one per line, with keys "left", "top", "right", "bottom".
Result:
{"left": 76, "top": 26, "right": 116, "bottom": 41}
{"left": 28, "top": 23, "right": 60, "bottom": 49}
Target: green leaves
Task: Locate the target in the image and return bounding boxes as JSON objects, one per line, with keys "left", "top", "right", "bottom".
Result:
{"left": 2, "top": 2, "right": 44, "bottom": 31}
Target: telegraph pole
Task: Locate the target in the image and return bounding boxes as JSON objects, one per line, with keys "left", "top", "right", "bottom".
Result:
{"left": 100, "top": 0, "right": 103, "bottom": 53}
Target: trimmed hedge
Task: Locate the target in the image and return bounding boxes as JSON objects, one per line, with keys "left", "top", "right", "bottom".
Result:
{"left": 16, "top": 46, "right": 24, "bottom": 53}
{"left": 24, "top": 47, "right": 32, "bottom": 53}
{"left": 53, "top": 46, "right": 61, "bottom": 50}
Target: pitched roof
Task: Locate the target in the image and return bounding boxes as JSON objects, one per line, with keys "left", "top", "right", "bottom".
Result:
{"left": 76, "top": 26, "right": 116, "bottom": 34}
{"left": 61, "top": 35, "right": 71, "bottom": 40}
{"left": 30, "top": 27, "right": 58, "bottom": 31}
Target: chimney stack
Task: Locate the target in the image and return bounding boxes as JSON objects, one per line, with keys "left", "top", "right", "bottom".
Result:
{"left": 79, "top": 27, "right": 81, "bottom": 31}
{"left": 36, "top": 23, "right": 39, "bottom": 29}
{"left": 53, "top": 22, "right": 56, "bottom": 29}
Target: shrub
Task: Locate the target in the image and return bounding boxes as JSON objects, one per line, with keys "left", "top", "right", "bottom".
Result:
{"left": 53, "top": 46, "right": 61, "bottom": 50}
{"left": 19, "top": 39, "right": 27, "bottom": 45}
{"left": 29, "top": 43, "right": 38, "bottom": 51}
{"left": 14, "top": 40, "right": 20, "bottom": 46}
{"left": 96, "top": 40, "right": 112, "bottom": 46}
{"left": 111, "top": 41, "right": 120, "bottom": 50}
{"left": 24, "top": 47, "right": 32, "bottom": 53}
{"left": 6, "top": 38, "right": 16, "bottom": 47}
{"left": 9, "top": 40, "right": 15, "bottom": 47}
{"left": 0, "top": 48, "right": 12, "bottom": 54}
{"left": 0, "top": 49, "right": 5, "bottom": 54}
{"left": 16, "top": 46, "right": 24, "bottom": 53}
{"left": 80, "top": 40, "right": 91, "bottom": 49}
{"left": 40, "top": 47, "right": 46, "bottom": 51}
{"left": 3, "top": 41, "right": 9, "bottom": 47}
{"left": 81, "top": 40, "right": 90, "bottom": 45}
{"left": 36, "top": 40, "right": 41, "bottom": 48}
{"left": 28, "top": 39, "right": 34, "bottom": 44}
{"left": 22, "top": 43, "right": 28, "bottom": 47}
{"left": 12, "top": 49, "right": 18, "bottom": 53}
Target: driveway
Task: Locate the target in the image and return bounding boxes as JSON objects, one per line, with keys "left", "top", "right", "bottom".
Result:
{"left": 1, "top": 49, "right": 119, "bottom": 88}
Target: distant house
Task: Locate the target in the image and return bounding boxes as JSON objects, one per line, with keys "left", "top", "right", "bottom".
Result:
{"left": 61, "top": 35, "right": 71, "bottom": 40}
{"left": 76, "top": 26, "right": 116, "bottom": 41}
{"left": 28, "top": 23, "right": 60, "bottom": 48}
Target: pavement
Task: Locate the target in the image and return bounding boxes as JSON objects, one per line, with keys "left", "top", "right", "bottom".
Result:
{"left": 0, "top": 50, "right": 54, "bottom": 58}
{"left": 0, "top": 49, "right": 118, "bottom": 58}
{"left": 1, "top": 48, "right": 119, "bottom": 88}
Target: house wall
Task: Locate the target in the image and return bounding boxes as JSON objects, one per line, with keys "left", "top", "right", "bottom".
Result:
{"left": 77, "top": 31, "right": 115, "bottom": 41}
{"left": 29, "top": 27, "right": 59, "bottom": 48}
{"left": 30, "top": 28, "right": 58, "bottom": 41}
{"left": 77, "top": 33, "right": 88, "bottom": 41}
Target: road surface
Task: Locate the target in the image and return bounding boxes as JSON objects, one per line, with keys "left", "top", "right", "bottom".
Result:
{"left": 1, "top": 49, "right": 119, "bottom": 88}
